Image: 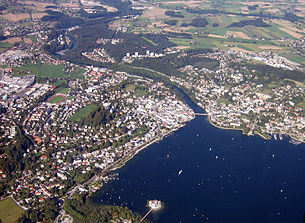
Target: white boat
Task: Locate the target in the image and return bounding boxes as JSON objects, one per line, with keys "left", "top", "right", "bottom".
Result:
{"left": 178, "top": 170, "right": 183, "bottom": 175}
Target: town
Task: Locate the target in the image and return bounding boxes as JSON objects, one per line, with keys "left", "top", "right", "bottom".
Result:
{"left": 1, "top": 0, "right": 305, "bottom": 222}
{"left": 170, "top": 49, "right": 305, "bottom": 142}
{"left": 0, "top": 64, "right": 194, "bottom": 210}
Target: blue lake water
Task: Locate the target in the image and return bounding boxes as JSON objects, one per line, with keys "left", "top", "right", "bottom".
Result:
{"left": 93, "top": 95, "right": 305, "bottom": 223}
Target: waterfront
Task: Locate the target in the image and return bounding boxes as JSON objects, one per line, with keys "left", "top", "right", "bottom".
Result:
{"left": 93, "top": 95, "right": 305, "bottom": 223}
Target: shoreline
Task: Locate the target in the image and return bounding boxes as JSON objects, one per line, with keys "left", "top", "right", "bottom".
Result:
{"left": 197, "top": 104, "right": 273, "bottom": 141}
{"left": 82, "top": 123, "right": 187, "bottom": 194}
{"left": 109, "top": 124, "right": 185, "bottom": 172}
{"left": 207, "top": 115, "right": 244, "bottom": 132}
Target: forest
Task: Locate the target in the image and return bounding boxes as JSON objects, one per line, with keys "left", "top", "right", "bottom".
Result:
{"left": 63, "top": 194, "right": 147, "bottom": 223}
{"left": 230, "top": 62, "right": 305, "bottom": 83}
{"left": 42, "top": 10, "right": 85, "bottom": 29}
{"left": 131, "top": 51, "right": 219, "bottom": 77}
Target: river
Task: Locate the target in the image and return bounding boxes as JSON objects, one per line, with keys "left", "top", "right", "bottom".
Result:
{"left": 92, "top": 91, "right": 305, "bottom": 223}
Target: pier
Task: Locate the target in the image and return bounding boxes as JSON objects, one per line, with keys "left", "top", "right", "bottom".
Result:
{"left": 140, "top": 209, "right": 153, "bottom": 222}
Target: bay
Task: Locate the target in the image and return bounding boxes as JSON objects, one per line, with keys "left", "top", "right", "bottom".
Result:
{"left": 93, "top": 94, "right": 305, "bottom": 223}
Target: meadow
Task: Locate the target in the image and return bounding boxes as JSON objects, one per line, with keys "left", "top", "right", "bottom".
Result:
{"left": 0, "top": 197, "right": 24, "bottom": 223}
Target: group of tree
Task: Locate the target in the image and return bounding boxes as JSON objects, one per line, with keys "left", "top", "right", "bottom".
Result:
{"left": 131, "top": 51, "right": 219, "bottom": 77}
{"left": 42, "top": 10, "right": 84, "bottom": 29}
{"left": 103, "top": 32, "right": 176, "bottom": 61}
{"left": 165, "top": 10, "right": 184, "bottom": 18}
{"left": 0, "top": 125, "right": 34, "bottom": 183}
{"left": 17, "top": 198, "right": 61, "bottom": 223}
{"left": 164, "top": 19, "right": 178, "bottom": 26}
{"left": 228, "top": 18, "right": 270, "bottom": 28}
{"left": 230, "top": 61, "right": 305, "bottom": 83}
{"left": 189, "top": 17, "right": 209, "bottom": 27}
{"left": 63, "top": 195, "right": 146, "bottom": 223}
{"left": 77, "top": 105, "right": 115, "bottom": 128}
{"left": 247, "top": 4, "right": 259, "bottom": 10}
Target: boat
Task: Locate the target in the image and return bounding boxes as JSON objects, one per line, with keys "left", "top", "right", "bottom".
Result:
{"left": 178, "top": 170, "right": 183, "bottom": 175}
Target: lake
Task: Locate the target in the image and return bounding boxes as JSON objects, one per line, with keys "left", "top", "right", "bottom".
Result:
{"left": 93, "top": 93, "right": 305, "bottom": 223}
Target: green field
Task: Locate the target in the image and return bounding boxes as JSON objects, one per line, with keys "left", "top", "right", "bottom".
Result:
{"left": 70, "top": 67, "right": 86, "bottom": 78}
{"left": 27, "top": 35, "right": 37, "bottom": 43}
{"left": 13, "top": 63, "right": 66, "bottom": 78}
{"left": 69, "top": 104, "right": 97, "bottom": 121}
{"left": 57, "top": 88, "right": 70, "bottom": 94}
{"left": 142, "top": 37, "right": 158, "bottom": 46}
{"left": 0, "top": 197, "right": 24, "bottom": 223}
{"left": 48, "top": 96, "right": 66, "bottom": 104}
{"left": 0, "top": 42, "right": 13, "bottom": 54}
{"left": 297, "top": 100, "right": 305, "bottom": 110}
{"left": 13, "top": 63, "right": 85, "bottom": 79}
{"left": 281, "top": 53, "right": 305, "bottom": 65}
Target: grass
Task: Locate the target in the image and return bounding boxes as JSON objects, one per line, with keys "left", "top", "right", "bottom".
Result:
{"left": 142, "top": 37, "right": 158, "bottom": 46}
{"left": 13, "top": 63, "right": 66, "bottom": 78}
{"left": 135, "top": 88, "right": 149, "bottom": 97}
{"left": 0, "top": 42, "right": 13, "bottom": 53}
{"left": 297, "top": 101, "right": 305, "bottom": 110}
{"left": 27, "top": 35, "right": 37, "bottom": 43}
{"left": 70, "top": 67, "right": 86, "bottom": 79}
{"left": 0, "top": 197, "right": 24, "bottom": 223}
{"left": 169, "top": 38, "right": 191, "bottom": 47}
{"left": 69, "top": 104, "right": 97, "bottom": 121}
{"left": 57, "top": 88, "right": 70, "bottom": 94}
{"left": 236, "top": 43, "right": 255, "bottom": 52}
{"left": 48, "top": 96, "right": 66, "bottom": 104}
{"left": 13, "top": 63, "right": 85, "bottom": 79}
{"left": 281, "top": 54, "right": 305, "bottom": 65}
{"left": 125, "top": 84, "right": 136, "bottom": 92}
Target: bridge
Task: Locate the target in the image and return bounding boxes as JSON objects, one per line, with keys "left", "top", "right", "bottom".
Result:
{"left": 194, "top": 113, "right": 208, "bottom": 116}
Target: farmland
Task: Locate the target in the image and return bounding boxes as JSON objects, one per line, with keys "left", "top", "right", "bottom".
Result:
{"left": 111, "top": 0, "right": 305, "bottom": 64}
